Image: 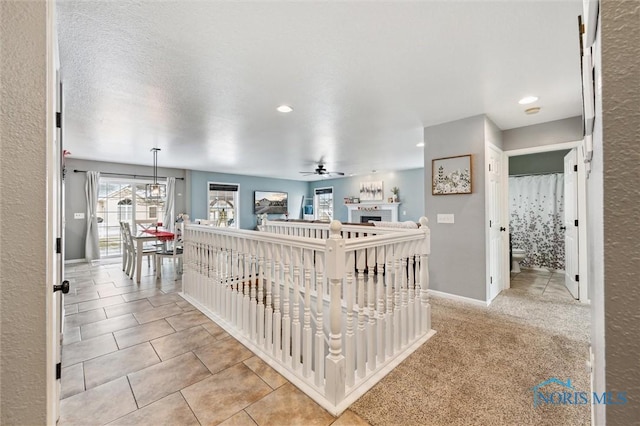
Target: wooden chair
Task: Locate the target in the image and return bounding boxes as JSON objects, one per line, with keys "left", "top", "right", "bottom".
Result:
{"left": 155, "top": 222, "right": 184, "bottom": 280}
{"left": 122, "top": 221, "right": 156, "bottom": 279}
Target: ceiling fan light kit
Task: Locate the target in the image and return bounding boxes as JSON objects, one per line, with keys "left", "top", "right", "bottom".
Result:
{"left": 299, "top": 162, "right": 345, "bottom": 177}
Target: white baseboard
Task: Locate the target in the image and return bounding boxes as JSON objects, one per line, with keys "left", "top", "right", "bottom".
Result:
{"left": 64, "top": 259, "right": 86, "bottom": 265}
{"left": 428, "top": 289, "right": 488, "bottom": 307}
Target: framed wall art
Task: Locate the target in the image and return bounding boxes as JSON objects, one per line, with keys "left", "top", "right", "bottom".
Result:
{"left": 359, "top": 181, "right": 383, "bottom": 201}
{"left": 432, "top": 154, "right": 472, "bottom": 195}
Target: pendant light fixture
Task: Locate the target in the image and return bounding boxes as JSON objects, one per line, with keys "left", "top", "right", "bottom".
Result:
{"left": 146, "top": 147, "right": 165, "bottom": 200}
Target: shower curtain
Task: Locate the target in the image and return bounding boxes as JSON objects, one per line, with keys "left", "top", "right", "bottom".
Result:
{"left": 509, "top": 173, "right": 564, "bottom": 270}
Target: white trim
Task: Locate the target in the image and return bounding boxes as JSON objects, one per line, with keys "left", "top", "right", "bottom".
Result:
{"left": 313, "top": 186, "right": 334, "bottom": 221}
{"left": 485, "top": 142, "right": 507, "bottom": 303}
{"left": 503, "top": 140, "right": 581, "bottom": 157}
{"left": 428, "top": 289, "right": 488, "bottom": 307}
{"left": 577, "top": 144, "right": 589, "bottom": 303}
{"left": 46, "top": 0, "right": 59, "bottom": 422}
{"left": 345, "top": 202, "right": 401, "bottom": 222}
{"left": 64, "top": 259, "right": 86, "bottom": 265}
{"left": 502, "top": 140, "right": 588, "bottom": 303}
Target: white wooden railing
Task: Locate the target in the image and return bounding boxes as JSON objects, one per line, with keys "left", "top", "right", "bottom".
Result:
{"left": 181, "top": 217, "right": 434, "bottom": 415}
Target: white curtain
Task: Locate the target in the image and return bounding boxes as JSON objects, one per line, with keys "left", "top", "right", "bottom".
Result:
{"left": 163, "top": 177, "right": 176, "bottom": 232}
{"left": 85, "top": 171, "right": 100, "bottom": 261}
{"left": 509, "top": 173, "right": 564, "bottom": 270}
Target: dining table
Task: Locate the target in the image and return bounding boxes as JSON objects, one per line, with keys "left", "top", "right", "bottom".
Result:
{"left": 133, "top": 228, "right": 175, "bottom": 283}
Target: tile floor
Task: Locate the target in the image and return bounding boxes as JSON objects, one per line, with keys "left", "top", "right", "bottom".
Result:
{"left": 509, "top": 267, "right": 575, "bottom": 302}
{"left": 60, "top": 258, "right": 368, "bottom": 426}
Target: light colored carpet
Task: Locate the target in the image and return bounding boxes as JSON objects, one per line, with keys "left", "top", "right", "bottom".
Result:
{"left": 350, "top": 290, "right": 591, "bottom": 426}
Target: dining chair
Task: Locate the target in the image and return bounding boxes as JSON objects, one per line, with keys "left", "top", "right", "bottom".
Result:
{"left": 123, "top": 221, "right": 156, "bottom": 279}
{"left": 155, "top": 222, "right": 184, "bottom": 280}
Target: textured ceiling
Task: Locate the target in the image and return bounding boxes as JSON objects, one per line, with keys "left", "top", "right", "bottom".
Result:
{"left": 57, "top": 1, "right": 583, "bottom": 180}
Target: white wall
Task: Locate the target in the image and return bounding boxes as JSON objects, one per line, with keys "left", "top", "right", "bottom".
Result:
{"left": 0, "top": 1, "right": 48, "bottom": 423}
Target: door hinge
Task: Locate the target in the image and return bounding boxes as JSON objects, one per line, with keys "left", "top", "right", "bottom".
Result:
{"left": 574, "top": 164, "right": 578, "bottom": 172}
{"left": 489, "top": 164, "right": 492, "bottom": 172}
{"left": 56, "top": 112, "right": 61, "bottom": 129}
{"left": 56, "top": 362, "right": 61, "bottom": 380}
{"left": 489, "top": 220, "right": 492, "bottom": 227}
{"left": 575, "top": 219, "right": 579, "bottom": 227}
{"left": 575, "top": 274, "right": 580, "bottom": 282}
{"left": 490, "top": 276, "right": 493, "bottom": 284}
{"left": 56, "top": 237, "right": 62, "bottom": 254}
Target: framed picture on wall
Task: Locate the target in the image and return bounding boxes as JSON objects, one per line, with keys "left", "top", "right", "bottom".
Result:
{"left": 432, "top": 154, "right": 472, "bottom": 195}
{"left": 359, "top": 181, "right": 383, "bottom": 201}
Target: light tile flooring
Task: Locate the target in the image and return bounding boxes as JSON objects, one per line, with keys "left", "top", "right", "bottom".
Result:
{"left": 60, "top": 259, "right": 368, "bottom": 426}
{"left": 509, "top": 268, "right": 575, "bottom": 302}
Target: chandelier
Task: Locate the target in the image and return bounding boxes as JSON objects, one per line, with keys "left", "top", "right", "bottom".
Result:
{"left": 146, "top": 147, "right": 166, "bottom": 200}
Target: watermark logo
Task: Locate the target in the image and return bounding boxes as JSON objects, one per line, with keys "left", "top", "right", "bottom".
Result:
{"left": 531, "top": 378, "right": 627, "bottom": 407}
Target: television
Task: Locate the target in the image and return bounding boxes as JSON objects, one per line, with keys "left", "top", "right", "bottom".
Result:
{"left": 254, "top": 191, "right": 288, "bottom": 214}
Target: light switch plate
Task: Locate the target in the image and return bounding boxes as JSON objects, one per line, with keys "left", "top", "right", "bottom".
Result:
{"left": 74, "top": 212, "right": 85, "bottom": 219}
{"left": 437, "top": 214, "right": 454, "bottom": 224}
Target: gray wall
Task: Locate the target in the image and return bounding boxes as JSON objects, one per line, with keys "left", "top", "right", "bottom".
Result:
{"left": 485, "top": 115, "right": 503, "bottom": 150}
{"left": 508, "top": 150, "right": 570, "bottom": 176}
{"left": 502, "top": 116, "right": 582, "bottom": 151}
{"left": 424, "top": 115, "right": 487, "bottom": 301}
{"left": 64, "top": 158, "right": 187, "bottom": 260}
{"left": 588, "top": 12, "right": 606, "bottom": 424}
{"left": 602, "top": 2, "right": 640, "bottom": 423}
{"left": 189, "top": 170, "right": 308, "bottom": 230}
{"left": 308, "top": 168, "right": 425, "bottom": 223}
{"left": 0, "top": 1, "right": 48, "bottom": 423}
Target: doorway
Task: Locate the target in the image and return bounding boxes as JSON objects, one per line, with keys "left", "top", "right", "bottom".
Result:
{"left": 502, "top": 141, "right": 588, "bottom": 303}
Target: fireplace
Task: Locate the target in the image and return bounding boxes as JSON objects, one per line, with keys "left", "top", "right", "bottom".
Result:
{"left": 346, "top": 202, "right": 400, "bottom": 223}
{"left": 361, "top": 215, "right": 382, "bottom": 223}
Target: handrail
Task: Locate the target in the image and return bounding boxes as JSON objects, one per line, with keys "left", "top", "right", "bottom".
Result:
{"left": 181, "top": 217, "right": 433, "bottom": 415}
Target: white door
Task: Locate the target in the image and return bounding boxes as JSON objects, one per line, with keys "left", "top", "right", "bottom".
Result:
{"left": 46, "top": 72, "right": 69, "bottom": 423}
{"left": 564, "top": 149, "right": 579, "bottom": 299}
{"left": 488, "top": 144, "right": 505, "bottom": 301}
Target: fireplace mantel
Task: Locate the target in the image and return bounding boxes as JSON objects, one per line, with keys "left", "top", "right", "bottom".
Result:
{"left": 345, "top": 202, "right": 400, "bottom": 222}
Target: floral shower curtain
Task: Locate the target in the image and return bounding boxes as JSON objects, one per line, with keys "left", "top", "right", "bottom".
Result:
{"left": 509, "top": 173, "right": 565, "bottom": 270}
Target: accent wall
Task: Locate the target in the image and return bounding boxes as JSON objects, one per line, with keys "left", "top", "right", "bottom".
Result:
{"left": 189, "top": 170, "right": 308, "bottom": 230}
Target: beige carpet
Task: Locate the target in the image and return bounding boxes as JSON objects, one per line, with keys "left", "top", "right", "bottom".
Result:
{"left": 349, "top": 291, "right": 591, "bottom": 426}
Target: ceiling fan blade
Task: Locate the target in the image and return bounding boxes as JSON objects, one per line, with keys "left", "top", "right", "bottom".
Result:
{"left": 327, "top": 171, "right": 345, "bottom": 176}
{"left": 299, "top": 171, "right": 316, "bottom": 175}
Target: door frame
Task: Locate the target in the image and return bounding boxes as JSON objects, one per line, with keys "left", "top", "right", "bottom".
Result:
{"left": 485, "top": 143, "right": 507, "bottom": 303}
{"left": 501, "top": 140, "right": 589, "bottom": 303}
{"left": 46, "top": 0, "right": 61, "bottom": 422}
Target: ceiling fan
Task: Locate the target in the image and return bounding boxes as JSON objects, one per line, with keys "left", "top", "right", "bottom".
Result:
{"left": 299, "top": 162, "right": 345, "bottom": 177}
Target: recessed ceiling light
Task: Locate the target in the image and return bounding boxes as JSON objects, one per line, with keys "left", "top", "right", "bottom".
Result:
{"left": 276, "top": 105, "right": 293, "bottom": 113}
{"left": 518, "top": 96, "right": 538, "bottom": 105}
{"left": 416, "top": 142, "right": 425, "bottom": 147}
{"left": 525, "top": 107, "right": 541, "bottom": 115}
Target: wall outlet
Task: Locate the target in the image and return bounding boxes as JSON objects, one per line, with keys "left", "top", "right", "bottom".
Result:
{"left": 74, "top": 212, "right": 85, "bottom": 219}
{"left": 403, "top": 210, "right": 406, "bottom": 215}
{"left": 437, "top": 214, "right": 455, "bottom": 224}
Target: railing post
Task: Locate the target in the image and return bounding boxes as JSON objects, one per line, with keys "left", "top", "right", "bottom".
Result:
{"left": 419, "top": 216, "right": 431, "bottom": 333}
{"left": 325, "top": 220, "right": 346, "bottom": 405}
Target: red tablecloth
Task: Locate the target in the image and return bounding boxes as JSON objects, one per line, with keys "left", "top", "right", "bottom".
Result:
{"left": 143, "top": 229, "right": 175, "bottom": 241}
